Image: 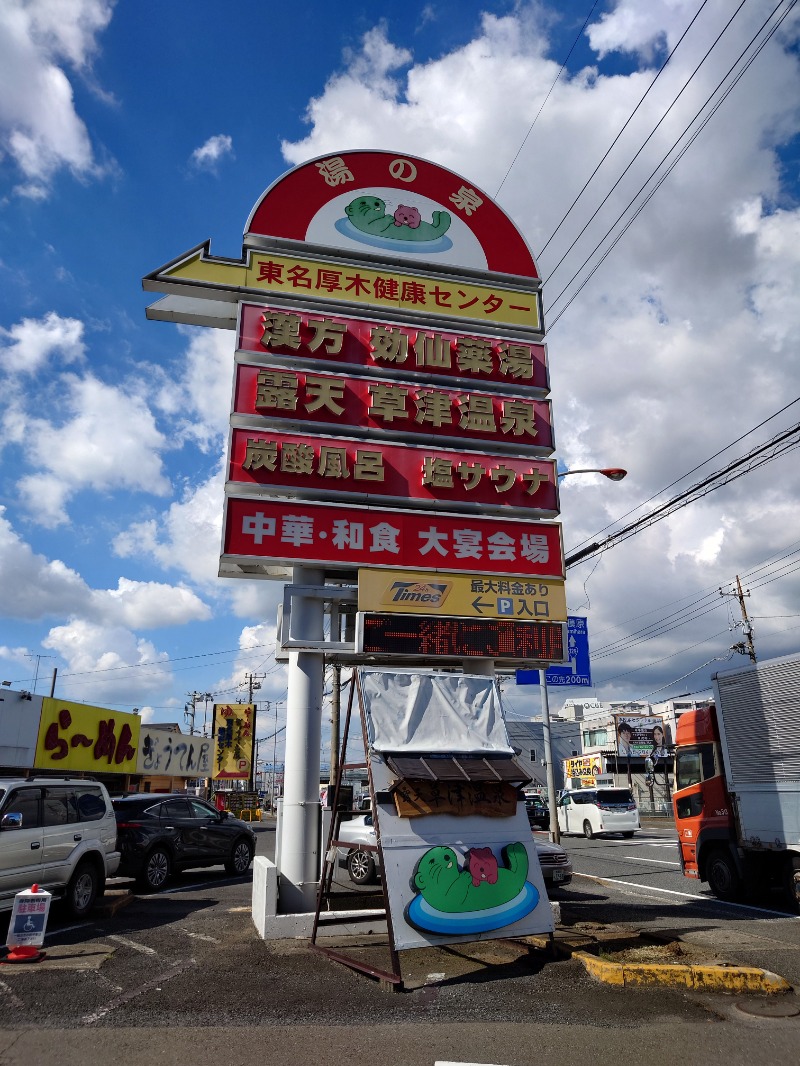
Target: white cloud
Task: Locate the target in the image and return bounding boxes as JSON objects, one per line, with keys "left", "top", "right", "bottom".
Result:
{"left": 0, "top": 0, "right": 115, "bottom": 197}
{"left": 0, "top": 505, "right": 210, "bottom": 627}
{"left": 190, "top": 133, "right": 234, "bottom": 170}
{"left": 278, "top": 7, "right": 800, "bottom": 700}
{"left": 42, "top": 618, "right": 171, "bottom": 705}
{"left": 0, "top": 505, "right": 89, "bottom": 619}
{"left": 88, "top": 578, "right": 211, "bottom": 628}
{"left": 0, "top": 311, "right": 85, "bottom": 374}
{"left": 0, "top": 645, "right": 30, "bottom": 667}
{"left": 16, "top": 373, "right": 171, "bottom": 526}
{"left": 113, "top": 460, "right": 226, "bottom": 586}
{"left": 153, "top": 327, "right": 233, "bottom": 448}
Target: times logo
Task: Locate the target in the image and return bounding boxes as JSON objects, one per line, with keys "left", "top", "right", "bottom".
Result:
{"left": 383, "top": 580, "right": 451, "bottom": 607}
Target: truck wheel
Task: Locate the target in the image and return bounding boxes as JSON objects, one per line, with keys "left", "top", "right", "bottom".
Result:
{"left": 706, "top": 847, "right": 742, "bottom": 901}
{"left": 784, "top": 855, "right": 800, "bottom": 912}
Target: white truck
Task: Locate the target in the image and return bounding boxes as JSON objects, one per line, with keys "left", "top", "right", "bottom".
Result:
{"left": 672, "top": 651, "right": 800, "bottom": 907}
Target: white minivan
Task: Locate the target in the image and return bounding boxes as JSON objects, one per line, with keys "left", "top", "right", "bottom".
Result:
{"left": 557, "top": 787, "right": 639, "bottom": 839}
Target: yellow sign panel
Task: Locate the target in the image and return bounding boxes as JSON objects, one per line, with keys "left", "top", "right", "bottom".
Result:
{"left": 358, "top": 569, "right": 567, "bottom": 621}
{"left": 152, "top": 243, "right": 541, "bottom": 331}
{"left": 35, "top": 698, "right": 141, "bottom": 774}
{"left": 564, "top": 755, "right": 603, "bottom": 786}
{"left": 212, "top": 703, "right": 255, "bottom": 781}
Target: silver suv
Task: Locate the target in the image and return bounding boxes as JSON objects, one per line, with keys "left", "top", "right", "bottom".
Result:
{"left": 0, "top": 777, "right": 120, "bottom": 917}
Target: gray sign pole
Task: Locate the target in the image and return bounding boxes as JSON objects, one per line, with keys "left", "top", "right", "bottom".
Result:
{"left": 540, "top": 669, "right": 561, "bottom": 844}
{"left": 278, "top": 566, "right": 325, "bottom": 912}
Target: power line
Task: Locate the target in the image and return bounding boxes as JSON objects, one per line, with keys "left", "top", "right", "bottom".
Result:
{"left": 494, "top": 0, "right": 602, "bottom": 199}
{"left": 565, "top": 396, "right": 800, "bottom": 558}
{"left": 565, "top": 419, "right": 800, "bottom": 567}
{"left": 545, "top": 0, "right": 796, "bottom": 327}
{"left": 538, "top": 0, "right": 714, "bottom": 257}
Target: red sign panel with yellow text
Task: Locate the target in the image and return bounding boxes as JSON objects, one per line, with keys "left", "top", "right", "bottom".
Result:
{"left": 35, "top": 699, "right": 141, "bottom": 775}
{"left": 229, "top": 429, "right": 558, "bottom": 516}
{"left": 233, "top": 364, "right": 553, "bottom": 454}
{"left": 237, "top": 304, "right": 549, "bottom": 393}
{"left": 223, "top": 497, "right": 564, "bottom": 577}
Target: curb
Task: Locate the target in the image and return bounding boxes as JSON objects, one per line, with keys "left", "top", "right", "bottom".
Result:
{"left": 574, "top": 949, "right": 792, "bottom": 994}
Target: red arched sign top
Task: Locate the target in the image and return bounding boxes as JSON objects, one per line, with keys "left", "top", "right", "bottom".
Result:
{"left": 245, "top": 150, "right": 538, "bottom": 280}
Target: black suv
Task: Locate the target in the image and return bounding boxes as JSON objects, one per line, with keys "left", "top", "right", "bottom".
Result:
{"left": 113, "top": 794, "right": 256, "bottom": 891}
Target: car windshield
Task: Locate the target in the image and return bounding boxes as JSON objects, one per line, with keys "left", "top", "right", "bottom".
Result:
{"left": 597, "top": 789, "right": 634, "bottom": 805}
{"left": 0, "top": 789, "right": 5, "bottom": 805}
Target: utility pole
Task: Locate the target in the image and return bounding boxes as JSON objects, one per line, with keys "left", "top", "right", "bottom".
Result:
{"left": 720, "top": 575, "right": 756, "bottom": 663}
{"left": 185, "top": 691, "right": 212, "bottom": 735}
{"left": 330, "top": 665, "right": 341, "bottom": 792}
{"left": 26, "top": 653, "right": 54, "bottom": 695}
{"left": 243, "top": 674, "right": 266, "bottom": 791}
{"left": 244, "top": 671, "right": 267, "bottom": 703}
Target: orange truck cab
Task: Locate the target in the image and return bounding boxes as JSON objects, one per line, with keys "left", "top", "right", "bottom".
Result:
{"left": 672, "top": 706, "right": 737, "bottom": 890}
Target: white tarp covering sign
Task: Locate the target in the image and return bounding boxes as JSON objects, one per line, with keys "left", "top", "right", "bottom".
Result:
{"left": 357, "top": 669, "right": 553, "bottom": 951}
{"left": 359, "top": 669, "right": 513, "bottom": 754}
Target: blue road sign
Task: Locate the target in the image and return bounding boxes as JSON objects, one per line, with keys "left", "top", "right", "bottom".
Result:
{"left": 516, "top": 616, "right": 591, "bottom": 687}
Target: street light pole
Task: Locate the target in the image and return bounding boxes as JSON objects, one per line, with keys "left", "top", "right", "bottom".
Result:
{"left": 540, "top": 669, "right": 560, "bottom": 845}
{"left": 540, "top": 464, "right": 626, "bottom": 839}
{"left": 559, "top": 468, "right": 627, "bottom": 481}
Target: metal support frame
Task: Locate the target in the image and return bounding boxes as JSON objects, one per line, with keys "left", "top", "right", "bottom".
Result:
{"left": 280, "top": 584, "right": 357, "bottom": 653}
{"left": 311, "top": 669, "right": 403, "bottom": 989}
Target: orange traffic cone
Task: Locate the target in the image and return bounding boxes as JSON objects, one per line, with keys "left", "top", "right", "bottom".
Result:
{"left": 2, "top": 944, "right": 45, "bottom": 964}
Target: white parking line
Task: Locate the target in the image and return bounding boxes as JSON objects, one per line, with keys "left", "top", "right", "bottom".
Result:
{"left": 623, "top": 856, "right": 680, "bottom": 865}
{"left": 575, "top": 872, "right": 800, "bottom": 917}
{"left": 0, "top": 978, "right": 24, "bottom": 1009}
{"left": 108, "top": 934, "right": 157, "bottom": 954}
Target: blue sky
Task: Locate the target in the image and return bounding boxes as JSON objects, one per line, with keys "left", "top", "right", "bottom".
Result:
{"left": 2, "top": 1, "right": 800, "bottom": 761}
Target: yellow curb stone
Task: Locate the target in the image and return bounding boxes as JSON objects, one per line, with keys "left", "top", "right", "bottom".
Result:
{"left": 624, "top": 961, "right": 695, "bottom": 989}
{"left": 690, "top": 964, "right": 791, "bottom": 994}
{"left": 575, "top": 951, "right": 625, "bottom": 986}
{"left": 574, "top": 950, "right": 792, "bottom": 994}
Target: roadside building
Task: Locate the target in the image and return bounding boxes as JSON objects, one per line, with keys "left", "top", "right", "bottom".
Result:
{"left": 0, "top": 690, "right": 209, "bottom": 796}
{"left": 506, "top": 719, "right": 582, "bottom": 795}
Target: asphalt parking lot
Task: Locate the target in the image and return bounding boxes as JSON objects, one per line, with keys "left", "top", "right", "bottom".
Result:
{"left": 1, "top": 819, "right": 800, "bottom": 1066}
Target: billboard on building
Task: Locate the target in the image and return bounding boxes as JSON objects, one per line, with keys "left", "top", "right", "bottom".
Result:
{"left": 137, "top": 725, "right": 213, "bottom": 778}
{"left": 613, "top": 715, "right": 667, "bottom": 758}
{"left": 564, "top": 754, "right": 603, "bottom": 786}
{"left": 35, "top": 699, "right": 140, "bottom": 775}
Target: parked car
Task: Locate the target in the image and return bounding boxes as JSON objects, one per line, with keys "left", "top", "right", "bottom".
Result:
{"left": 534, "top": 836, "right": 573, "bottom": 887}
{"left": 556, "top": 787, "right": 639, "bottom": 839}
{"left": 0, "top": 776, "right": 120, "bottom": 917}
{"left": 335, "top": 814, "right": 573, "bottom": 891}
{"left": 524, "top": 797, "right": 551, "bottom": 830}
{"left": 336, "top": 813, "right": 379, "bottom": 884}
{"left": 113, "top": 794, "right": 256, "bottom": 891}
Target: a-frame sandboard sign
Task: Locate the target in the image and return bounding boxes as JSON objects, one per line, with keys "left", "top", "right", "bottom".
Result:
{"left": 311, "top": 669, "right": 555, "bottom": 989}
